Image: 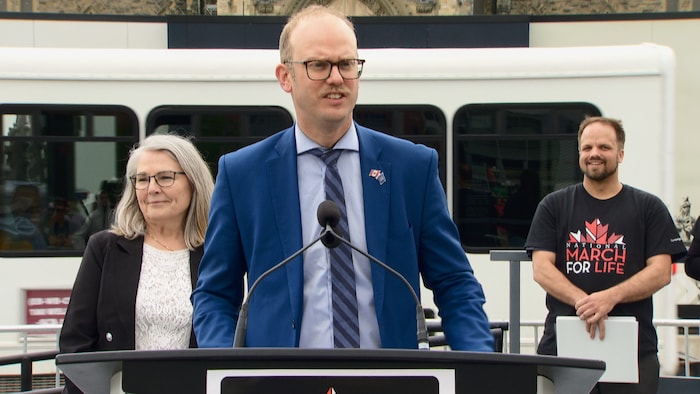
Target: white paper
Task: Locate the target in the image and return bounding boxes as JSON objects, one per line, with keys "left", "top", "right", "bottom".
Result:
{"left": 556, "top": 316, "right": 639, "bottom": 383}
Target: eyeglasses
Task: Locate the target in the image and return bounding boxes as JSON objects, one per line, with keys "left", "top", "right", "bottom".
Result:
{"left": 130, "top": 171, "right": 186, "bottom": 190}
{"left": 284, "top": 59, "right": 365, "bottom": 81}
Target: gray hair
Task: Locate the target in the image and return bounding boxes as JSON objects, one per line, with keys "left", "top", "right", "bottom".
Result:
{"left": 111, "top": 133, "right": 214, "bottom": 249}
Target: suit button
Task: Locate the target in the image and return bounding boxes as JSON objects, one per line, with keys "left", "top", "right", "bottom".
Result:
{"left": 106, "top": 332, "right": 113, "bottom": 342}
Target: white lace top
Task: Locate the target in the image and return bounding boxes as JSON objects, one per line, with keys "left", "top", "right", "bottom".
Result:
{"left": 135, "top": 244, "right": 192, "bottom": 350}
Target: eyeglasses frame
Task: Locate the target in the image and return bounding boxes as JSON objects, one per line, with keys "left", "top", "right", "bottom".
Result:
{"left": 130, "top": 171, "right": 186, "bottom": 190}
{"left": 284, "top": 59, "right": 366, "bottom": 81}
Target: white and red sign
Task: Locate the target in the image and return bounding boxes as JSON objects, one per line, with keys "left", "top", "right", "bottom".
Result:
{"left": 24, "top": 289, "right": 71, "bottom": 325}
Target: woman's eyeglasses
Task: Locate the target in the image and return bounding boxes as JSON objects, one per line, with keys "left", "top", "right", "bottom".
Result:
{"left": 130, "top": 171, "right": 186, "bottom": 190}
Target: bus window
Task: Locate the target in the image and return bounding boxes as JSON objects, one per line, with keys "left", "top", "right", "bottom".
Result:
{"left": 0, "top": 105, "right": 138, "bottom": 256}
{"left": 354, "top": 104, "right": 447, "bottom": 187}
{"left": 147, "top": 104, "right": 447, "bottom": 184}
{"left": 147, "top": 106, "right": 294, "bottom": 175}
{"left": 454, "top": 103, "right": 601, "bottom": 252}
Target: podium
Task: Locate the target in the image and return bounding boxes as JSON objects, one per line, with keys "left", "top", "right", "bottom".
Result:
{"left": 56, "top": 348, "right": 604, "bottom": 394}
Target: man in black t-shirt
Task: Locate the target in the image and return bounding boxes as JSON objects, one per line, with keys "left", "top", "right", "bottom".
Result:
{"left": 525, "top": 116, "right": 686, "bottom": 394}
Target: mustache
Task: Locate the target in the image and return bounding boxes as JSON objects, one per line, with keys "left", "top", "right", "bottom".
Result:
{"left": 320, "top": 89, "right": 349, "bottom": 96}
{"left": 586, "top": 155, "right": 605, "bottom": 162}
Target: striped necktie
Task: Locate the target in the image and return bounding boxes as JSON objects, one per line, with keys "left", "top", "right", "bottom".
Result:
{"left": 309, "top": 148, "right": 360, "bottom": 348}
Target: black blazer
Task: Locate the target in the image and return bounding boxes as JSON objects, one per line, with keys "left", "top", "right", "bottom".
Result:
{"left": 59, "top": 230, "right": 201, "bottom": 392}
{"left": 685, "top": 222, "right": 700, "bottom": 280}
{"left": 60, "top": 231, "right": 201, "bottom": 352}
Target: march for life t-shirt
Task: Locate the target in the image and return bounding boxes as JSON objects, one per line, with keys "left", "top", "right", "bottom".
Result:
{"left": 525, "top": 183, "right": 687, "bottom": 356}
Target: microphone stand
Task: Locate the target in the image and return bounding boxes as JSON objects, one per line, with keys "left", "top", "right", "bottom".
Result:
{"left": 233, "top": 219, "right": 430, "bottom": 350}
{"left": 324, "top": 226, "right": 430, "bottom": 350}
{"left": 232, "top": 233, "right": 325, "bottom": 348}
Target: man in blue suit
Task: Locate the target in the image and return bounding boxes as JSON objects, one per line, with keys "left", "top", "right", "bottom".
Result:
{"left": 192, "top": 5, "right": 493, "bottom": 352}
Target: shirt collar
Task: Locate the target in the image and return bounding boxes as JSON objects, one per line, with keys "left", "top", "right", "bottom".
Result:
{"left": 295, "top": 123, "right": 359, "bottom": 155}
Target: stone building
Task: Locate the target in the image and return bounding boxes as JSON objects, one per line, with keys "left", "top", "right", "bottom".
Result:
{"left": 2, "top": 0, "right": 700, "bottom": 16}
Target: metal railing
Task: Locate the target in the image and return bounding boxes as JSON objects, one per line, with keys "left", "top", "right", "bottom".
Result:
{"left": 0, "top": 324, "right": 62, "bottom": 391}
{"left": 655, "top": 318, "right": 700, "bottom": 376}
{"left": 0, "top": 325, "right": 61, "bottom": 353}
{"left": 0, "top": 350, "right": 60, "bottom": 392}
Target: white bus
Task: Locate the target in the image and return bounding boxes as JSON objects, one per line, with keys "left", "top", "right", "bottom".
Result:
{"left": 0, "top": 43, "right": 677, "bottom": 364}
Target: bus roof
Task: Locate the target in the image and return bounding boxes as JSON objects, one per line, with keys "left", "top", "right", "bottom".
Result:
{"left": 0, "top": 43, "right": 674, "bottom": 82}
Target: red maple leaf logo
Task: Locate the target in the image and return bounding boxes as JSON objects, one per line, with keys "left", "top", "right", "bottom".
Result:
{"left": 584, "top": 219, "right": 608, "bottom": 243}
{"left": 580, "top": 219, "right": 624, "bottom": 244}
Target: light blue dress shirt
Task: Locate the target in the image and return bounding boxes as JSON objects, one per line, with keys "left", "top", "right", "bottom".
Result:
{"left": 295, "top": 124, "right": 381, "bottom": 348}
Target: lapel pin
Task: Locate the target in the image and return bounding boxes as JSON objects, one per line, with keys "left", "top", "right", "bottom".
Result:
{"left": 369, "top": 169, "right": 386, "bottom": 185}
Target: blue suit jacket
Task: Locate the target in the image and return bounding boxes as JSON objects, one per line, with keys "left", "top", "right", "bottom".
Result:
{"left": 192, "top": 124, "right": 493, "bottom": 351}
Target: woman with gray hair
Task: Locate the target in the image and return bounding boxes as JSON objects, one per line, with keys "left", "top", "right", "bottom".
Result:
{"left": 59, "top": 133, "right": 214, "bottom": 393}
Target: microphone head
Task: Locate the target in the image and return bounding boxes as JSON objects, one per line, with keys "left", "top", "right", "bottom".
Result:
{"left": 317, "top": 200, "right": 340, "bottom": 228}
{"left": 321, "top": 226, "right": 342, "bottom": 249}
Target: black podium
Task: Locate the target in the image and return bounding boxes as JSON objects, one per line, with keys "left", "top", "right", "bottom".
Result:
{"left": 56, "top": 348, "right": 604, "bottom": 394}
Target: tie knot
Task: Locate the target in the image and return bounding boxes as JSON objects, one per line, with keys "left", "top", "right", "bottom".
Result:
{"left": 309, "top": 148, "right": 343, "bottom": 167}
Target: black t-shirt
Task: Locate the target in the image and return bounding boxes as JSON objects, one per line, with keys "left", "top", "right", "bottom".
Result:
{"left": 526, "top": 184, "right": 687, "bottom": 356}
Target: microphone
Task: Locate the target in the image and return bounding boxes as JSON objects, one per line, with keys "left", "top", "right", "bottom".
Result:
{"left": 317, "top": 200, "right": 341, "bottom": 249}
{"left": 319, "top": 200, "right": 430, "bottom": 350}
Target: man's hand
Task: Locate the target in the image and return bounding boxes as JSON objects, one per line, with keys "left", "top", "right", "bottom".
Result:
{"left": 575, "top": 291, "right": 615, "bottom": 339}
{"left": 584, "top": 316, "right": 608, "bottom": 339}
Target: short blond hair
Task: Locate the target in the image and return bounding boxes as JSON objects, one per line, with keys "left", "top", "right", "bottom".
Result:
{"left": 279, "top": 5, "right": 356, "bottom": 63}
